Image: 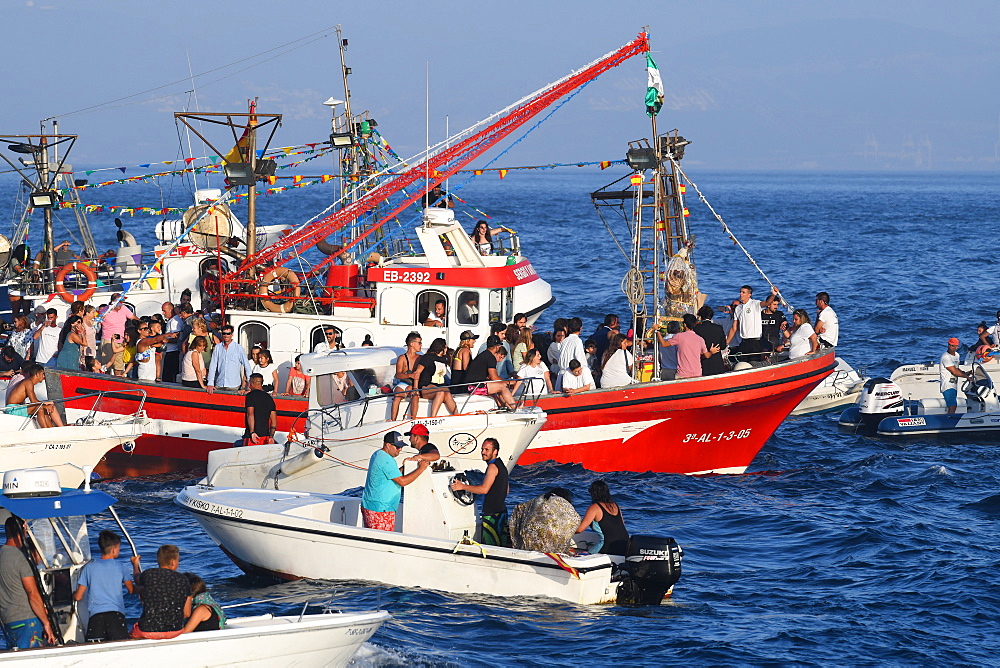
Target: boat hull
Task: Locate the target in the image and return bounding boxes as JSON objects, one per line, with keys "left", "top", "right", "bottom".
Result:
{"left": 177, "top": 486, "right": 620, "bottom": 605}
{"left": 0, "top": 417, "right": 142, "bottom": 487}
{"left": 0, "top": 612, "right": 388, "bottom": 667}
{"left": 521, "top": 350, "right": 836, "bottom": 474}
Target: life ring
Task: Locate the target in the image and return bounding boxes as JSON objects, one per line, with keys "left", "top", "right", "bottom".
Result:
{"left": 55, "top": 262, "right": 97, "bottom": 303}
{"left": 258, "top": 266, "right": 301, "bottom": 313}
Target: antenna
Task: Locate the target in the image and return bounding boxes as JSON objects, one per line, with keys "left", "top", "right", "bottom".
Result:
{"left": 425, "top": 61, "right": 430, "bottom": 219}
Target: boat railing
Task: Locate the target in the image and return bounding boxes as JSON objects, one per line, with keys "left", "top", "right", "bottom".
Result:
{"left": 296, "top": 375, "right": 539, "bottom": 438}
{"left": 12, "top": 389, "right": 147, "bottom": 431}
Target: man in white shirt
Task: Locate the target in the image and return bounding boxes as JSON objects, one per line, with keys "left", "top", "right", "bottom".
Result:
{"left": 558, "top": 317, "right": 586, "bottom": 390}
{"left": 162, "top": 302, "right": 185, "bottom": 382}
{"left": 814, "top": 292, "right": 839, "bottom": 347}
{"left": 313, "top": 327, "right": 339, "bottom": 353}
{"left": 32, "top": 308, "right": 61, "bottom": 365}
{"left": 727, "top": 285, "right": 778, "bottom": 358}
{"left": 940, "top": 337, "right": 970, "bottom": 414}
{"left": 986, "top": 310, "right": 1000, "bottom": 346}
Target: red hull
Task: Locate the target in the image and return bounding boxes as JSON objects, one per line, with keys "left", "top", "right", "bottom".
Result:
{"left": 46, "top": 370, "right": 308, "bottom": 478}
{"left": 520, "top": 351, "right": 836, "bottom": 474}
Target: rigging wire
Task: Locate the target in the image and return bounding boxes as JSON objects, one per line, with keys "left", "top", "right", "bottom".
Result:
{"left": 669, "top": 156, "right": 792, "bottom": 311}
{"left": 49, "top": 26, "right": 339, "bottom": 120}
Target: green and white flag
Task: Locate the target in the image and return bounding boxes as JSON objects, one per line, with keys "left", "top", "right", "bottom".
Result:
{"left": 645, "top": 53, "right": 664, "bottom": 117}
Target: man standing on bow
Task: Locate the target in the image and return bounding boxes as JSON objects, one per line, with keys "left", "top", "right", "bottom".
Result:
{"left": 814, "top": 292, "right": 839, "bottom": 348}
{"left": 727, "top": 284, "right": 778, "bottom": 360}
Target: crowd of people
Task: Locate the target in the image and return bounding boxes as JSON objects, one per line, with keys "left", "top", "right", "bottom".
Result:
{"left": 0, "top": 516, "right": 223, "bottom": 649}
{"left": 0, "top": 290, "right": 315, "bottom": 427}
{"left": 381, "top": 287, "right": 838, "bottom": 419}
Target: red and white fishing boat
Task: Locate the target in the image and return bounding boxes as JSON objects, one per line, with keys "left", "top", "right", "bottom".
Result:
{"left": 25, "top": 32, "right": 832, "bottom": 477}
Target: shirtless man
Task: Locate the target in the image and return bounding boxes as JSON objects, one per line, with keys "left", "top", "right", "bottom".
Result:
{"left": 391, "top": 332, "right": 422, "bottom": 420}
{"left": 4, "top": 363, "right": 64, "bottom": 427}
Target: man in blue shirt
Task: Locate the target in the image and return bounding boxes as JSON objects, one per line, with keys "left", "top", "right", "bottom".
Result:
{"left": 206, "top": 326, "right": 254, "bottom": 394}
{"left": 72, "top": 530, "right": 140, "bottom": 641}
{"left": 361, "top": 431, "right": 430, "bottom": 531}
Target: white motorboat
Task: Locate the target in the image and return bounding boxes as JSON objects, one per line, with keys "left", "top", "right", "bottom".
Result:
{"left": 840, "top": 363, "right": 1000, "bottom": 438}
{"left": 178, "top": 461, "right": 683, "bottom": 606}
{"left": 0, "top": 391, "right": 145, "bottom": 487}
{"left": 0, "top": 468, "right": 389, "bottom": 666}
{"left": 204, "top": 346, "right": 546, "bottom": 494}
{"left": 789, "top": 356, "right": 866, "bottom": 416}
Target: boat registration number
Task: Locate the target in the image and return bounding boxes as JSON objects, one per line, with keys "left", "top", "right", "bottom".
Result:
{"left": 177, "top": 494, "right": 244, "bottom": 519}
{"left": 683, "top": 429, "right": 752, "bottom": 443}
{"left": 382, "top": 270, "right": 432, "bottom": 284}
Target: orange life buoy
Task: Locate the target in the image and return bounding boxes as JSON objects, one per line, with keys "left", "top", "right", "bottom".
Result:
{"left": 54, "top": 262, "right": 97, "bottom": 303}
{"left": 258, "top": 266, "right": 301, "bottom": 313}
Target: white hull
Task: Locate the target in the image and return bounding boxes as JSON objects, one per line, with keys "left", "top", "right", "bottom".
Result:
{"left": 206, "top": 406, "right": 545, "bottom": 493}
{"left": 178, "top": 485, "right": 620, "bottom": 605}
{"left": 790, "top": 357, "right": 865, "bottom": 416}
{"left": 0, "top": 417, "right": 141, "bottom": 487}
{"left": 0, "top": 612, "right": 388, "bottom": 667}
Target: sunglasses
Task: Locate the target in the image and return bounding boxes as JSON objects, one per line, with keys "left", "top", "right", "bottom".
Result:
{"left": 221, "top": 331, "right": 234, "bottom": 336}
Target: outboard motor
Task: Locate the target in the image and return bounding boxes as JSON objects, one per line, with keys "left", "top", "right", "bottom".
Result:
{"left": 616, "top": 535, "right": 683, "bottom": 605}
{"left": 854, "top": 377, "right": 904, "bottom": 434}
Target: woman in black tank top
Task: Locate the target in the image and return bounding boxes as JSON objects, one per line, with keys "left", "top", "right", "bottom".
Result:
{"left": 576, "top": 479, "right": 629, "bottom": 555}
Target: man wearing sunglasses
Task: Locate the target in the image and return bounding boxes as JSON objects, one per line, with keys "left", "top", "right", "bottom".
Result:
{"left": 206, "top": 327, "right": 254, "bottom": 395}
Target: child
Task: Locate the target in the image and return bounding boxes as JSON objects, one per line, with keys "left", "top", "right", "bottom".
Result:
{"left": 72, "top": 530, "right": 140, "bottom": 641}
{"left": 584, "top": 338, "right": 601, "bottom": 387}
{"left": 281, "top": 354, "right": 310, "bottom": 397}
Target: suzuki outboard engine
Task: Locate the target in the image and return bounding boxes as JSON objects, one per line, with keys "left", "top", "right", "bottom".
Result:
{"left": 854, "top": 377, "right": 904, "bottom": 434}
{"left": 616, "top": 535, "right": 683, "bottom": 605}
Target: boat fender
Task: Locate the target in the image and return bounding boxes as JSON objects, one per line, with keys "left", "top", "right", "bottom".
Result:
{"left": 279, "top": 447, "right": 325, "bottom": 476}
{"left": 55, "top": 262, "right": 98, "bottom": 303}
{"left": 258, "top": 266, "right": 301, "bottom": 313}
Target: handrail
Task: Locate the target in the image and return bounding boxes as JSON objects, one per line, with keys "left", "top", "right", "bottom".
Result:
{"left": 11, "top": 389, "right": 147, "bottom": 431}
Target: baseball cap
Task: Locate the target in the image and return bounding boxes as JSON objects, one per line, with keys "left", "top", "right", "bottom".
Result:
{"left": 383, "top": 430, "right": 404, "bottom": 447}
{"left": 947, "top": 337, "right": 960, "bottom": 346}
{"left": 486, "top": 334, "right": 503, "bottom": 348}
{"left": 33, "top": 305, "right": 45, "bottom": 315}
{"left": 460, "top": 330, "right": 479, "bottom": 341}
{"left": 404, "top": 423, "right": 429, "bottom": 437}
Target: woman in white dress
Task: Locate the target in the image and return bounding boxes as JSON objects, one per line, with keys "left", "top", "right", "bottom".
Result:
{"left": 783, "top": 309, "right": 820, "bottom": 359}
{"left": 516, "top": 348, "right": 553, "bottom": 395}
{"left": 600, "top": 333, "right": 634, "bottom": 388}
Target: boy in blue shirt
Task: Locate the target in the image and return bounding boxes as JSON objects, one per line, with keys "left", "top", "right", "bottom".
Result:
{"left": 72, "top": 530, "right": 140, "bottom": 641}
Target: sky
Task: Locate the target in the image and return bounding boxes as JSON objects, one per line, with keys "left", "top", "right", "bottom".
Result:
{"left": 2, "top": 0, "right": 999, "bottom": 171}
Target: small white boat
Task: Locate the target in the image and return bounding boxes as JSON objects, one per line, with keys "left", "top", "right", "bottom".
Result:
{"left": 0, "top": 391, "right": 145, "bottom": 487}
{"left": 178, "top": 461, "right": 683, "bottom": 606}
{"left": 0, "top": 468, "right": 388, "bottom": 666}
{"left": 0, "top": 610, "right": 389, "bottom": 667}
{"left": 840, "top": 363, "right": 1000, "bottom": 438}
{"left": 790, "top": 357, "right": 866, "bottom": 416}
{"left": 205, "top": 346, "right": 546, "bottom": 494}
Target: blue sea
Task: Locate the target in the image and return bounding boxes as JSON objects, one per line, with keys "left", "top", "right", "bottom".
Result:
{"left": 2, "top": 167, "right": 1000, "bottom": 665}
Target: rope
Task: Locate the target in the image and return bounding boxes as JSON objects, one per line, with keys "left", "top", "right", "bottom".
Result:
{"left": 669, "top": 157, "right": 793, "bottom": 311}
{"left": 622, "top": 268, "right": 645, "bottom": 311}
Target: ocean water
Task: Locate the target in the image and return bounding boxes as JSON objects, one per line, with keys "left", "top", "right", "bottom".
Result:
{"left": 2, "top": 167, "right": 999, "bottom": 665}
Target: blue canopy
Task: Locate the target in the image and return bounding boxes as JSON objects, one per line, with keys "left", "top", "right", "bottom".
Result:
{"left": 0, "top": 489, "right": 117, "bottom": 520}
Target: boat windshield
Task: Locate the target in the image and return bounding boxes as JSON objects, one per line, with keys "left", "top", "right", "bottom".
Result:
{"left": 27, "top": 515, "right": 90, "bottom": 568}
{"left": 314, "top": 365, "right": 396, "bottom": 405}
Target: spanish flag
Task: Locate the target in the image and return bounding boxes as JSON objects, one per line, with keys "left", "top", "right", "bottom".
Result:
{"left": 630, "top": 174, "right": 643, "bottom": 186}
{"left": 599, "top": 161, "right": 611, "bottom": 170}
{"left": 499, "top": 169, "right": 508, "bottom": 180}
{"left": 223, "top": 101, "right": 256, "bottom": 164}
